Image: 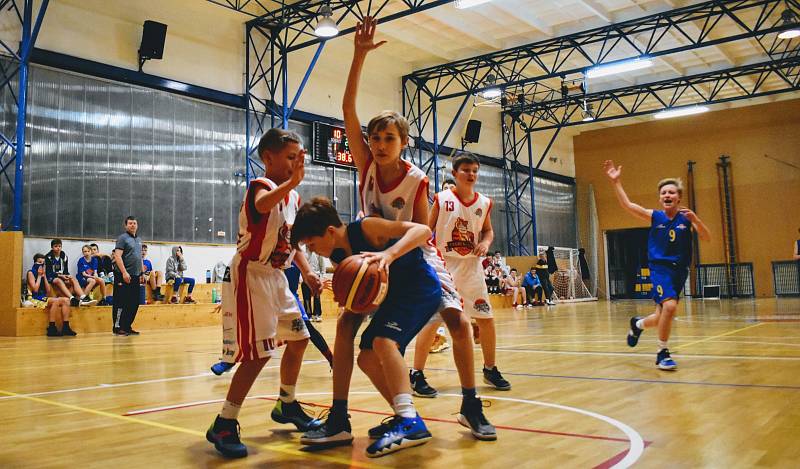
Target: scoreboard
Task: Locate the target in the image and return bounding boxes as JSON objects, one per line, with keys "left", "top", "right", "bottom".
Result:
{"left": 313, "top": 121, "right": 356, "bottom": 169}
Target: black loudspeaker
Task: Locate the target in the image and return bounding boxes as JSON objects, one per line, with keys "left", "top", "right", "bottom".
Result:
{"left": 464, "top": 119, "right": 481, "bottom": 144}
{"left": 139, "top": 21, "right": 167, "bottom": 59}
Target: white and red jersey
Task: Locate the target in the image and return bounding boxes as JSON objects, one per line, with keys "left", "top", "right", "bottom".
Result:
{"left": 235, "top": 177, "right": 297, "bottom": 270}
{"left": 359, "top": 155, "right": 459, "bottom": 298}
{"left": 359, "top": 157, "right": 429, "bottom": 222}
{"left": 434, "top": 189, "right": 492, "bottom": 259}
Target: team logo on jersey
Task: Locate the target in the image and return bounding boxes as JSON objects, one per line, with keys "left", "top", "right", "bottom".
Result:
{"left": 474, "top": 298, "right": 491, "bottom": 314}
{"left": 677, "top": 224, "right": 687, "bottom": 230}
{"left": 475, "top": 208, "right": 483, "bottom": 217}
{"left": 656, "top": 224, "right": 666, "bottom": 228}
{"left": 269, "top": 223, "right": 292, "bottom": 268}
{"left": 391, "top": 197, "right": 406, "bottom": 210}
{"left": 446, "top": 217, "right": 475, "bottom": 256}
{"left": 291, "top": 318, "right": 305, "bottom": 332}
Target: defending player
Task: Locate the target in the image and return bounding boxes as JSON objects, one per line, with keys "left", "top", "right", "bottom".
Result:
{"left": 414, "top": 152, "right": 511, "bottom": 391}
{"left": 300, "top": 16, "right": 495, "bottom": 447}
{"left": 205, "top": 129, "right": 323, "bottom": 458}
{"left": 603, "top": 159, "right": 710, "bottom": 370}
{"left": 292, "top": 197, "right": 442, "bottom": 457}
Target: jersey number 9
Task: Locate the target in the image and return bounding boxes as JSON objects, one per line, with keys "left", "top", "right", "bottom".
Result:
{"left": 657, "top": 285, "right": 664, "bottom": 296}
{"left": 669, "top": 229, "right": 676, "bottom": 242}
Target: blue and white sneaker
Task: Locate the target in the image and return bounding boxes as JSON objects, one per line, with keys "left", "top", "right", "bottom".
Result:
{"left": 656, "top": 349, "right": 677, "bottom": 370}
{"left": 210, "top": 361, "right": 235, "bottom": 376}
{"left": 627, "top": 316, "right": 643, "bottom": 347}
{"left": 365, "top": 414, "right": 432, "bottom": 458}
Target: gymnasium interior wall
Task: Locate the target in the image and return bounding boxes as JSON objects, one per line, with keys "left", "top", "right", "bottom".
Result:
{"left": 574, "top": 98, "right": 800, "bottom": 298}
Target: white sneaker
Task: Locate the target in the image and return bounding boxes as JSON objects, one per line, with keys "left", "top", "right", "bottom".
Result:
{"left": 546, "top": 300, "right": 556, "bottom": 305}
{"left": 515, "top": 305, "right": 523, "bottom": 310}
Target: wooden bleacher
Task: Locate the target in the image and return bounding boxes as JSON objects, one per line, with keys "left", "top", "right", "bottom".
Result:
{"left": 0, "top": 232, "right": 529, "bottom": 337}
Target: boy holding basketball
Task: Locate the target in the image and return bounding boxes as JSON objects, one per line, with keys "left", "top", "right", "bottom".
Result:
{"left": 300, "top": 16, "right": 495, "bottom": 447}
{"left": 604, "top": 160, "right": 710, "bottom": 370}
{"left": 205, "top": 129, "right": 323, "bottom": 458}
{"left": 292, "top": 197, "right": 442, "bottom": 457}
{"left": 413, "top": 152, "right": 511, "bottom": 391}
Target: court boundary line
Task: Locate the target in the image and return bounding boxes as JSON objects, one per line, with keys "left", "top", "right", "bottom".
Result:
{"left": 493, "top": 347, "right": 800, "bottom": 361}
{"left": 0, "top": 388, "right": 379, "bottom": 468}
{"left": 676, "top": 323, "right": 764, "bottom": 351}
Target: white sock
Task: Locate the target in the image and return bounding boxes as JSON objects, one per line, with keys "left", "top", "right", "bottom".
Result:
{"left": 220, "top": 400, "right": 242, "bottom": 419}
{"left": 279, "top": 384, "right": 296, "bottom": 403}
{"left": 658, "top": 340, "right": 668, "bottom": 351}
{"left": 636, "top": 319, "right": 645, "bottom": 330}
{"left": 392, "top": 393, "right": 416, "bottom": 419}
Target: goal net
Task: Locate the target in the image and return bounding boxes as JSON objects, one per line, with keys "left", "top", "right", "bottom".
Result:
{"left": 539, "top": 246, "right": 597, "bottom": 303}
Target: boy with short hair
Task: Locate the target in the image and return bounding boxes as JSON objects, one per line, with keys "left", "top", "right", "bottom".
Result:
{"left": 293, "top": 197, "right": 442, "bottom": 457}
{"left": 301, "top": 16, "right": 495, "bottom": 447}
{"left": 414, "top": 152, "right": 511, "bottom": 392}
{"left": 604, "top": 159, "right": 710, "bottom": 370}
{"left": 45, "top": 239, "right": 95, "bottom": 306}
{"left": 141, "top": 244, "right": 165, "bottom": 302}
{"left": 205, "top": 128, "right": 323, "bottom": 459}
{"left": 26, "top": 253, "right": 76, "bottom": 336}
{"left": 78, "top": 244, "right": 111, "bottom": 305}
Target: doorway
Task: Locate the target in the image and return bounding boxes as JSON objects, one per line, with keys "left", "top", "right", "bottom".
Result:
{"left": 606, "top": 228, "right": 650, "bottom": 299}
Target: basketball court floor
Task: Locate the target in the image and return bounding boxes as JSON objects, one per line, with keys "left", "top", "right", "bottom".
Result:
{"left": 2, "top": 298, "right": 799, "bottom": 467}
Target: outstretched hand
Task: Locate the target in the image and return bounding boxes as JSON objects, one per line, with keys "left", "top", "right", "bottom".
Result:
{"left": 603, "top": 160, "right": 621, "bottom": 182}
{"left": 289, "top": 150, "right": 306, "bottom": 188}
{"left": 354, "top": 16, "right": 387, "bottom": 54}
{"left": 679, "top": 207, "right": 699, "bottom": 223}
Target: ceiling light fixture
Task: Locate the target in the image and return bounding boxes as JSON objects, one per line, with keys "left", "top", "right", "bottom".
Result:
{"left": 585, "top": 57, "right": 653, "bottom": 79}
{"left": 314, "top": 5, "right": 338, "bottom": 38}
{"left": 777, "top": 8, "right": 800, "bottom": 39}
{"left": 455, "top": 0, "right": 493, "bottom": 9}
{"left": 654, "top": 105, "right": 709, "bottom": 120}
{"left": 481, "top": 73, "right": 502, "bottom": 99}
{"left": 581, "top": 101, "right": 595, "bottom": 122}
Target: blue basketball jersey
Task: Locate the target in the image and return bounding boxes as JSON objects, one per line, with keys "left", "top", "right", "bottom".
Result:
{"left": 648, "top": 210, "right": 693, "bottom": 267}
{"left": 330, "top": 219, "right": 440, "bottom": 301}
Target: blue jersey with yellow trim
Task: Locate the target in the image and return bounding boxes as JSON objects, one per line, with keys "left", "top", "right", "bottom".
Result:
{"left": 648, "top": 210, "right": 692, "bottom": 268}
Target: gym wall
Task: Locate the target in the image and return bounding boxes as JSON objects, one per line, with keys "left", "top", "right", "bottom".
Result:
{"left": 574, "top": 98, "right": 800, "bottom": 298}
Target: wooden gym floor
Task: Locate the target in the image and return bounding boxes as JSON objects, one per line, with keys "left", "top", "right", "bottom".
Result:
{"left": 1, "top": 298, "right": 799, "bottom": 468}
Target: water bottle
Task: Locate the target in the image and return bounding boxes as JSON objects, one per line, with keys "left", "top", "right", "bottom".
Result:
{"left": 212, "top": 288, "right": 218, "bottom": 303}
{"left": 206, "top": 269, "right": 212, "bottom": 283}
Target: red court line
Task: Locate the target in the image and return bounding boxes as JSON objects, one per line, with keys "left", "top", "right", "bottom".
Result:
{"left": 125, "top": 397, "right": 643, "bottom": 444}
{"left": 593, "top": 440, "right": 652, "bottom": 469}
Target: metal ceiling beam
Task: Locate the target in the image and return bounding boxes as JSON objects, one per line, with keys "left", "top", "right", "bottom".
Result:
{"left": 406, "top": 0, "right": 800, "bottom": 101}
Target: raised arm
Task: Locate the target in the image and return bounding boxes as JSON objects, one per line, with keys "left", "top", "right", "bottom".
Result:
{"left": 343, "top": 16, "right": 386, "bottom": 173}
{"left": 603, "top": 160, "right": 652, "bottom": 222}
{"left": 254, "top": 150, "right": 305, "bottom": 214}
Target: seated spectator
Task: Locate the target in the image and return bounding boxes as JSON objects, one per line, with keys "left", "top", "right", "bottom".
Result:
{"left": 78, "top": 245, "right": 112, "bottom": 305}
{"left": 165, "top": 246, "right": 196, "bottom": 304}
{"left": 142, "top": 244, "right": 165, "bottom": 301}
{"left": 504, "top": 268, "right": 524, "bottom": 309}
{"left": 484, "top": 263, "right": 500, "bottom": 294}
{"left": 492, "top": 250, "right": 510, "bottom": 276}
{"left": 45, "top": 239, "right": 96, "bottom": 307}
{"left": 26, "top": 253, "right": 76, "bottom": 336}
{"left": 90, "top": 243, "right": 115, "bottom": 282}
{"left": 522, "top": 267, "right": 544, "bottom": 306}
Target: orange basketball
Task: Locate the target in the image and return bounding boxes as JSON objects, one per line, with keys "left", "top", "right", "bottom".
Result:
{"left": 332, "top": 255, "right": 389, "bottom": 314}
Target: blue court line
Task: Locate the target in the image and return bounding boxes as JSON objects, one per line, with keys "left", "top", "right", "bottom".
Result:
{"left": 425, "top": 367, "right": 800, "bottom": 391}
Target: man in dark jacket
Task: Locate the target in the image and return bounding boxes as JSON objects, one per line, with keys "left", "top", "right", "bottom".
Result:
{"left": 535, "top": 252, "right": 556, "bottom": 305}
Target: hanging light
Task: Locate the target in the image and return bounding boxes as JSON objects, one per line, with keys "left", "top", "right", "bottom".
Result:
{"left": 581, "top": 101, "right": 595, "bottom": 122}
{"left": 778, "top": 8, "right": 800, "bottom": 39}
{"left": 654, "top": 105, "right": 709, "bottom": 119}
{"left": 455, "top": 0, "right": 493, "bottom": 9}
{"left": 481, "top": 73, "right": 502, "bottom": 99}
{"left": 314, "top": 5, "right": 338, "bottom": 38}
{"left": 585, "top": 57, "right": 653, "bottom": 79}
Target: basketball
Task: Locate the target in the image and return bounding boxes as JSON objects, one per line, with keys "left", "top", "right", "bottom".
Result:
{"left": 332, "top": 255, "right": 389, "bottom": 313}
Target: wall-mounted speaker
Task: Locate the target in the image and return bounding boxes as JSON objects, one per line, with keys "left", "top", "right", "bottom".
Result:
{"left": 464, "top": 119, "right": 481, "bottom": 144}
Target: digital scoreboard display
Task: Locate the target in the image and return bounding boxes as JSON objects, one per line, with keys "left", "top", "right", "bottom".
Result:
{"left": 313, "top": 121, "right": 356, "bottom": 169}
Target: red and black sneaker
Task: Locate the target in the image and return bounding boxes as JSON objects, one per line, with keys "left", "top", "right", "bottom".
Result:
{"left": 206, "top": 415, "right": 247, "bottom": 458}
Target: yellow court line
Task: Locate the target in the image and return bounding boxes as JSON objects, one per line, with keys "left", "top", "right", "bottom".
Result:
{"left": 0, "top": 388, "right": 379, "bottom": 469}
{"left": 676, "top": 323, "right": 765, "bottom": 351}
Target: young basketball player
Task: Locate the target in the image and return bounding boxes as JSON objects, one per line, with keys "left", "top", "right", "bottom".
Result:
{"left": 413, "top": 153, "right": 511, "bottom": 391}
{"left": 205, "top": 129, "right": 323, "bottom": 459}
{"left": 604, "top": 159, "right": 710, "bottom": 370}
{"left": 293, "top": 197, "right": 442, "bottom": 457}
{"left": 429, "top": 178, "right": 455, "bottom": 355}
{"left": 300, "top": 16, "right": 495, "bottom": 446}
